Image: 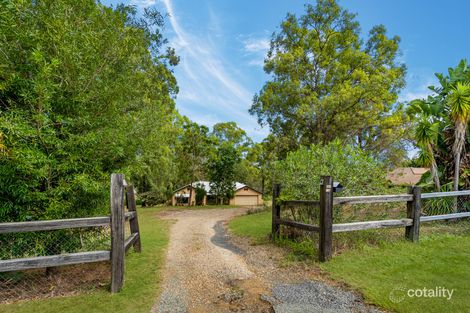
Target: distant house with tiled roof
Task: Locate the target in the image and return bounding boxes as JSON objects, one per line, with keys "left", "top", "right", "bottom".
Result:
{"left": 386, "top": 167, "right": 430, "bottom": 186}
{"left": 171, "top": 181, "right": 263, "bottom": 206}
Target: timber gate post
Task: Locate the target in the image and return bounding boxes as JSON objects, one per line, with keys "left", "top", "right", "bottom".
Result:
{"left": 319, "top": 176, "right": 333, "bottom": 262}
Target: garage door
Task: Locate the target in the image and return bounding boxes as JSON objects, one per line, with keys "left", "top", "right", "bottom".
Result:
{"left": 234, "top": 195, "right": 258, "bottom": 206}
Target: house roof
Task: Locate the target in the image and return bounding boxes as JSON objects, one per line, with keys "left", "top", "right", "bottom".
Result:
{"left": 174, "top": 181, "right": 263, "bottom": 195}
{"left": 386, "top": 167, "right": 430, "bottom": 185}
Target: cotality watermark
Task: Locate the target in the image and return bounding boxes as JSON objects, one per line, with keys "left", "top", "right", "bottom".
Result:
{"left": 389, "top": 285, "right": 455, "bottom": 303}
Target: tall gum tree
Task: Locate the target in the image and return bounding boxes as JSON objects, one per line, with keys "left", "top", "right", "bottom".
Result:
{"left": 250, "top": 0, "right": 408, "bottom": 163}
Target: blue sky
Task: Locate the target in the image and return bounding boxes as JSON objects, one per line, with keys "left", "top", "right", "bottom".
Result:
{"left": 104, "top": 0, "right": 470, "bottom": 142}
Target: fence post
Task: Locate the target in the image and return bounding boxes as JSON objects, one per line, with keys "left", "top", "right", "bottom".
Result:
{"left": 405, "top": 186, "right": 421, "bottom": 242}
{"left": 271, "top": 184, "right": 281, "bottom": 239}
{"left": 126, "top": 185, "right": 142, "bottom": 253}
{"left": 110, "top": 173, "right": 125, "bottom": 293}
{"left": 319, "top": 176, "right": 333, "bottom": 262}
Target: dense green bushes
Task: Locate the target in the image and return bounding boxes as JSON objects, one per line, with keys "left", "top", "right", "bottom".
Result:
{"left": 275, "top": 140, "right": 392, "bottom": 200}
{"left": 0, "top": 1, "right": 178, "bottom": 221}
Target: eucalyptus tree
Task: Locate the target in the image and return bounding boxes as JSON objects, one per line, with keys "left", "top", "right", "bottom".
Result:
{"left": 250, "top": 0, "right": 408, "bottom": 162}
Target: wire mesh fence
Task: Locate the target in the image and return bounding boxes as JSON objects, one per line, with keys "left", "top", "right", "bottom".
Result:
{"left": 333, "top": 201, "right": 408, "bottom": 223}
{"left": 422, "top": 195, "right": 470, "bottom": 216}
{"left": 277, "top": 193, "right": 470, "bottom": 257}
{"left": 280, "top": 201, "right": 320, "bottom": 225}
{"left": 0, "top": 226, "right": 111, "bottom": 304}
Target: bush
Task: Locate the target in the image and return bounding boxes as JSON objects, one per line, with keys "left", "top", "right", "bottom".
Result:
{"left": 275, "top": 140, "right": 392, "bottom": 200}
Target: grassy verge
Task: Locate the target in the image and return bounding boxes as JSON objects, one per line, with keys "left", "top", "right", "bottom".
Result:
{"left": 322, "top": 234, "right": 470, "bottom": 313}
{"left": 228, "top": 210, "right": 271, "bottom": 244}
{"left": 229, "top": 211, "right": 470, "bottom": 313}
{"left": 0, "top": 206, "right": 170, "bottom": 313}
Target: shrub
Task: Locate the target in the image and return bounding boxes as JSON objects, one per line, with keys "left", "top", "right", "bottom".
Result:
{"left": 274, "top": 140, "right": 392, "bottom": 200}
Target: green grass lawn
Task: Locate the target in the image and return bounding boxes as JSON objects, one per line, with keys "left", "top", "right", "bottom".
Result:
{"left": 229, "top": 210, "right": 271, "bottom": 243}
{"left": 229, "top": 211, "right": 470, "bottom": 313}
{"left": 0, "top": 206, "right": 170, "bottom": 313}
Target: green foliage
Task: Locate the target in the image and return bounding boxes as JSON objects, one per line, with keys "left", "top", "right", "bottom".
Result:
{"left": 250, "top": 0, "right": 408, "bottom": 164}
{"left": 208, "top": 143, "right": 240, "bottom": 203}
{"left": 175, "top": 118, "right": 215, "bottom": 186}
{"left": 408, "top": 59, "right": 470, "bottom": 191}
{"left": 275, "top": 140, "right": 390, "bottom": 200}
{"left": 0, "top": 0, "right": 178, "bottom": 221}
{"left": 194, "top": 183, "right": 207, "bottom": 205}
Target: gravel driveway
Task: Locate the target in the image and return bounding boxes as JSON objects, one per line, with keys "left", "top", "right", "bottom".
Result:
{"left": 152, "top": 208, "right": 382, "bottom": 313}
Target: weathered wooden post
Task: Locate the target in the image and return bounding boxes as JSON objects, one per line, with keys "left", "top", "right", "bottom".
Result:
{"left": 405, "top": 186, "right": 421, "bottom": 242}
{"left": 319, "top": 176, "right": 333, "bottom": 262}
{"left": 110, "top": 173, "right": 125, "bottom": 293}
{"left": 271, "top": 184, "right": 281, "bottom": 239}
{"left": 126, "top": 185, "right": 142, "bottom": 253}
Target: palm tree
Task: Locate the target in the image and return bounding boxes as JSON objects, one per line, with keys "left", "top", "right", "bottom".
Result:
{"left": 447, "top": 82, "right": 470, "bottom": 192}
{"left": 414, "top": 116, "right": 441, "bottom": 191}
{"left": 408, "top": 98, "right": 443, "bottom": 191}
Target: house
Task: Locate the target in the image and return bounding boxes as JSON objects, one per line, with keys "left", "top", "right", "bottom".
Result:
{"left": 171, "top": 181, "right": 263, "bottom": 206}
{"left": 386, "top": 167, "right": 430, "bottom": 186}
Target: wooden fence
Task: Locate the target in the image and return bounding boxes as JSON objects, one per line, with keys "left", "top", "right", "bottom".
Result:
{"left": 0, "top": 173, "right": 140, "bottom": 293}
{"left": 272, "top": 175, "right": 470, "bottom": 262}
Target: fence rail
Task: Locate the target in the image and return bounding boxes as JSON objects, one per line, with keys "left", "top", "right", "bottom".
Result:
{"left": 272, "top": 176, "right": 470, "bottom": 262}
{"left": 0, "top": 173, "right": 141, "bottom": 295}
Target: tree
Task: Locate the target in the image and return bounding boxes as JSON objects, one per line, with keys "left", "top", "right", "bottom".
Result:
{"left": 408, "top": 59, "right": 470, "bottom": 194}
{"left": 0, "top": 1, "right": 178, "bottom": 220}
{"left": 447, "top": 83, "right": 470, "bottom": 191}
{"left": 407, "top": 99, "right": 443, "bottom": 191}
{"left": 275, "top": 140, "right": 390, "bottom": 200}
{"left": 212, "top": 122, "right": 252, "bottom": 153}
{"left": 208, "top": 144, "right": 240, "bottom": 204}
{"left": 175, "top": 118, "right": 215, "bottom": 205}
{"left": 249, "top": 0, "right": 407, "bottom": 161}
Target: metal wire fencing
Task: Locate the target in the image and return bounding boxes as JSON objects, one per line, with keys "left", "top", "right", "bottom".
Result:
{"left": 422, "top": 195, "right": 470, "bottom": 216}
{"left": 0, "top": 226, "right": 111, "bottom": 304}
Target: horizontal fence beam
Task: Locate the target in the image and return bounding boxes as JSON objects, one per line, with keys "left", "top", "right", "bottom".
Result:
{"left": 0, "top": 217, "right": 110, "bottom": 234}
{"left": 421, "top": 190, "right": 470, "bottom": 199}
{"left": 125, "top": 211, "right": 136, "bottom": 220}
{"left": 124, "top": 233, "right": 140, "bottom": 253}
{"left": 276, "top": 218, "right": 320, "bottom": 232}
{"left": 0, "top": 251, "right": 110, "bottom": 272}
{"left": 281, "top": 200, "right": 320, "bottom": 206}
{"left": 420, "top": 212, "right": 470, "bottom": 222}
{"left": 332, "top": 218, "right": 413, "bottom": 233}
{"left": 334, "top": 194, "right": 413, "bottom": 205}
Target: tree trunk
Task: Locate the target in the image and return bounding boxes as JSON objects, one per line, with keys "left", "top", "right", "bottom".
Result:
{"left": 452, "top": 121, "right": 466, "bottom": 212}
{"left": 453, "top": 150, "right": 461, "bottom": 192}
{"left": 428, "top": 144, "right": 440, "bottom": 191}
{"left": 430, "top": 157, "right": 441, "bottom": 192}
{"left": 189, "top": 181, "right": 193, "bottom": 206}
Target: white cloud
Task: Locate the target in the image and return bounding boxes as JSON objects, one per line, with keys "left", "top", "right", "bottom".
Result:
{"left": 161, "top": 0, "right": 268, "bottom": 141}
{"left": 399, "top": 73, "right": 438, "bottom": 103}
{"left": 243, "top": 38, "right": 270, "bottom": 53}
{"left": 238, "top": 34, "right": 270, "bottom": 67}
{"left": 130, "top": 0, "right": 156, "bottom": 8}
